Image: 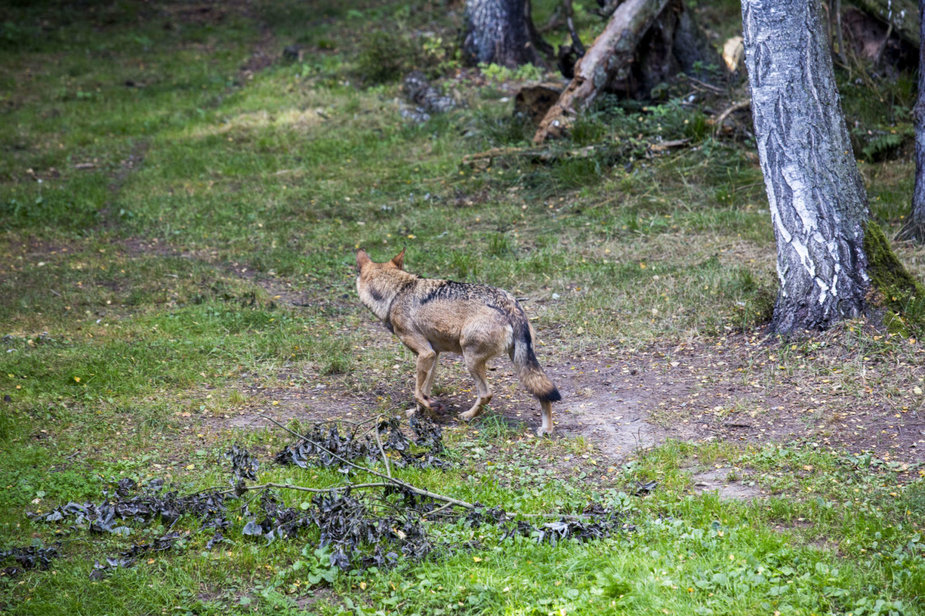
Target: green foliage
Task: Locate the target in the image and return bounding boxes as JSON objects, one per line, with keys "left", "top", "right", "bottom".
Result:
{"left": 354, "top": 30, "right": 419, "bottom": 84}
{"left": 479, "top": 62, "right": 545, "bottom": 84}
{"left": 354, "top": 29, "right": 459, "bottom": 84}
{"left": 852, "top": 126, "right": 913, "bottom": 162}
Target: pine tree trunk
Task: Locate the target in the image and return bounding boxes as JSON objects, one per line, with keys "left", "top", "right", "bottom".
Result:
{"left": 462, "top": 0, "right": 547, "bottom": 68}
{"left": 742, "top": 0, "right": 872, "bottom": 333}
{"left": 896, "top": 0, "right": 925, "bottom": 243}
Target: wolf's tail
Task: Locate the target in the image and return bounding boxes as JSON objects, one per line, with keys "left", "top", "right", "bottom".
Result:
{"left": 511, "top": 313, "right": 561, "bottom": 404}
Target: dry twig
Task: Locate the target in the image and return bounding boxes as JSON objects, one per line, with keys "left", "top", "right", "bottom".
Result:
{"left": 257, "top": 413, "right": 475, "bottom": 510}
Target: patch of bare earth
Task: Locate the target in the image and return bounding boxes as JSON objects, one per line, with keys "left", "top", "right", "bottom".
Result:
{"left": 218, "top": 313, "right": 924, "bottom": 478}
{"left": 543, "top": 329, "right": 924, "bottom": 468}
{"left": 688, "top": 467, "right": 765, "bottom": 500}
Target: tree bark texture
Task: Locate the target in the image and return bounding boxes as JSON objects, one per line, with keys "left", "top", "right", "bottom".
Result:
{"left": 896, "top": 0, "right": 925, "bottom": 242}
{"left": 742, "top": 0, "right": 872, "bottom": 333}
{"left": 462, "top": 0, "right": 547, "bottom": 67}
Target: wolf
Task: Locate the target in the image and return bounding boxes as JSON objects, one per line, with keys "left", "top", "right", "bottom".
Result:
{"left": 356, "top": 248, "right": 561, "bottom": 435}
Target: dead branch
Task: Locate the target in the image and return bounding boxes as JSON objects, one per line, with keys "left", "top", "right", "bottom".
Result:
{"left": 231, "top": 481, "right": 393, "bottom": 495}
{"left": 372, "top": 415, "right": 392, "bottom": 479}
{"left": 711, "top": 99, "right": 751, "bottom": 134}
{"left": 648, "top": 138, "right": 690, "bottom": 153}
{"left": 681, "top": 74, "right": 726, "bottom": 95}
{"left": 564, "top": 0, "right": 585, "bottom": 55}
{"left": 462, "top": 145, "right": 599, "bottom": 169}
{"left": 258, "top": 413, "right": 476, "bottom": 510}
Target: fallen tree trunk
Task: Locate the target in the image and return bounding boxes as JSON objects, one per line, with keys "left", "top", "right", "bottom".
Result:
{"left": 533, "top": 0, "right": 719, "bottom": 144}
{"left": 534, "top": 0, "right": 670, "bottom": 143}
{"left": 851, "top": 0, "right": 919, "bottom": 47}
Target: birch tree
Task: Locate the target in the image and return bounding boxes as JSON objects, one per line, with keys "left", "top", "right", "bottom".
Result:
{"left": 896, "top": 0, "right": 925, "bottom": 243}
{"left": 742, "top": 0, "right": 921, "bottom": 332}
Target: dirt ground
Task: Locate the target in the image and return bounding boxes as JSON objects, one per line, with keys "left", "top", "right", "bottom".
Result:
{"left": 30, "top": 235, "right": 925, "bottom": 480}
{"left": 225, "top": 297, "right": 925, "bottom": 476}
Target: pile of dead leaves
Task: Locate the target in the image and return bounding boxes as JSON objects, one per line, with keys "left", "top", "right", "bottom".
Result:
{"left": 4, "top": 416, "right": 631, "bottom": 580}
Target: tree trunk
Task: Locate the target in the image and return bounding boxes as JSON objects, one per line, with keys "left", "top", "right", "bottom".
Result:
{"left": 462, "top": 0, "right": 550, "bottom": 68}
{"left": 533, "top": 0, "right": 719, "bottom": 144}
{"left": 743, "top": 0, "right": 872, "bottom": 333}
{"left": 896, "top": 0, "right": 925, "bottom": 243}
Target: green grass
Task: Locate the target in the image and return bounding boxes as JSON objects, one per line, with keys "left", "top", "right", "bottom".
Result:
{"left": 1, "top": 0, "right": 924, "bottom": 614}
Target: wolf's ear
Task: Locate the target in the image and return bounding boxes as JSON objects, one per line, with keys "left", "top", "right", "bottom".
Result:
{"left": 356, "top": 249, "right": 371, "bottom": 270}
{"left": 390, "top": 247, "right": 405, "bottom": 270}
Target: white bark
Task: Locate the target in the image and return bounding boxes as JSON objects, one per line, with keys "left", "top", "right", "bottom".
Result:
{"left": 742, "top": 0, "right": 871, "bottom": 332}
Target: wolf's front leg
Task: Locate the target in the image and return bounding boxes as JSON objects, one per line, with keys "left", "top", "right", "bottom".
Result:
{"left": 410, "top": 348, "right": 439, "bottom": 418}
{"left": 422, "top": 351, "right": 439, "bottom": 398}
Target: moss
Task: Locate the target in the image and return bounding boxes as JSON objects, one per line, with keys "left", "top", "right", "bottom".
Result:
{"left": 863, "top": 220, "right": 925, "bottom": 334}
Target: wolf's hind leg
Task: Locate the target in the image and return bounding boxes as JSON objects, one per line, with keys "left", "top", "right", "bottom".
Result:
{"left": 458, "top": 350, "right": 492, "bottom": 421}
{"left": 537, "top": 400, "right": 553, "bottom": 436}
{"left": 412, "top": 348, "right": 440, "bottom": 417}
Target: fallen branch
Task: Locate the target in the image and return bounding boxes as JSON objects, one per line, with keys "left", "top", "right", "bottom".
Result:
{"left": 229, "top": 481, "right": 392, "bottom": 495}
{"left": 534, "top": 0, "right": 672, "bottom": 143}
{"left": 648, "top": 138, "right": 690, "bottom": 153}
{"left": 258, "top": 413, "right": 475, "bottom": 510}
{"left": 711, "top": 99, "right": 751, "bottom": 134}
{"left": 372, "top": 415, "right": 393, "bottom": 479}
{"left": 462, "top": 145, "right": 599, "bottom": 169}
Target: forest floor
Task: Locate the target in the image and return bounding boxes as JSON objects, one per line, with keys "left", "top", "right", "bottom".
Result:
{"left": 2, "top": 1, "right": 925, "bottom": 614}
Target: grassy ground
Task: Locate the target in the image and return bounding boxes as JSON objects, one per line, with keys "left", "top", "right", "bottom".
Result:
{"left": 1, "top": 1, "right": 924, "bottom": 614}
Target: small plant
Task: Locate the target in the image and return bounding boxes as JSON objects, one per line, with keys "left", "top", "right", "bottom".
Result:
{"left": 355, "top": 29, "right": 460, "bottom": 84}
{"left": 354, "top": 30, "right": 417, "bottom": 84}
{"left": 854, "top": 127, "right": 910, "bottom": 162}
{"left": 479, "top": 62, "right": 544, "bottom": 84}
{"left": 487, "top": 232, "right": 514, "bottom": 257}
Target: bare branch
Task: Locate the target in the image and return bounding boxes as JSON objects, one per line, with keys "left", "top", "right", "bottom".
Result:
{"left": 373, "top": 416, "right": 393, "bottom": 479}
{"left": 258, "top": 413, "right": 475, "bottom": 510}
{"left": 712, "top": 99, "right": 751, "bottom": 135}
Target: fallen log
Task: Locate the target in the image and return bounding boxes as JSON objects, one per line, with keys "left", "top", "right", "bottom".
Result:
{"left": 533, "top": 0, "right": 670, "bottom": 144}
{"left": 533, "top": 0, "right": 719, "bottom": 144}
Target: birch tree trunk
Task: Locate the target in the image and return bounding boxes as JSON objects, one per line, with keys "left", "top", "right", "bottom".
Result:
{"left": 742, "top": 0, "right": 872, "bottom": 333}
{"left": 896, "top": 0, "right": 925, "bottom": 243}
{"left": 462, "top": 0, "right": 549, "bottom": 68}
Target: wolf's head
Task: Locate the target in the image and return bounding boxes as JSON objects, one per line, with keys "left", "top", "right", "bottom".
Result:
{"left": 356, "top": 248, "right": 404, "bottom": 272}
{"left": 355, "top": 248, "right": 407, "bottom": 320}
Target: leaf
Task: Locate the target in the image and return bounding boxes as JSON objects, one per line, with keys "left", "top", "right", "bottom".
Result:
{"left": 242, "top": 521, "right": 263, "bottom": 536}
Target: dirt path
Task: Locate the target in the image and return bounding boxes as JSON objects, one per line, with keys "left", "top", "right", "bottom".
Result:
{"left": 220, "top": 327, "right": 924, "bottom": 474}
{"left": 188, "top": 266, "right": 923, "bottom": 475}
